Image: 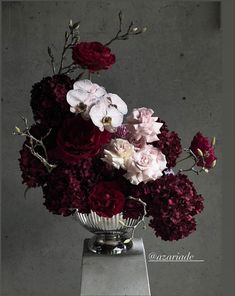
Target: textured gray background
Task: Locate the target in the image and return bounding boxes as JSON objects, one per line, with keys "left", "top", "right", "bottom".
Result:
{"left": 2, "top": 1, "right": 222, "bottom": 296}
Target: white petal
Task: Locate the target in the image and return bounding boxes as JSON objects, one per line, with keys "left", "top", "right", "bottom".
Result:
{"left": 66, "top": 89, "right": 88, "bottom": 106}
{"left": 73, "top": 79, "right": 93, "bottom": 91}
{"left": 106, "top": 93, "right": 128, "bottom": 115}
{"left": 92, "top": 84, "right": 107, "bottom": 97}
{"left": 89, "top": 103, "right": 106, "bottom": 131}
{"left": 106, "top": 107, "right": 123, "bottom": 127}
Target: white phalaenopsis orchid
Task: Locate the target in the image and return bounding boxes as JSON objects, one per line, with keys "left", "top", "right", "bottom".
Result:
{"left": 66, "top": 80, "right": 106, "bottom": 118}
{"left": 89, "top": 93, "right": 128, "bottom": 132}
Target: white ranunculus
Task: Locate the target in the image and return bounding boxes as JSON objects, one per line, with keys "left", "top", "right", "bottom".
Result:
{"left": 102, "top": 138, "right": 135, "bottom": 169}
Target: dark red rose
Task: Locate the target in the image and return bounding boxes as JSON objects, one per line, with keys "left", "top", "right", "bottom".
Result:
{"left": 153, "top": 119, "right": 182, "bottom": 168}
{"left": 43, "top": 164, "right": 90, "bottom": 216}
{"left": 131, "top": 174, "right": 204, "bottom": 241}
{"left": 56, "top": 116, "right": 112, "bottom": 164}
{"left": 88, "top": 181, "right": 125, "bottom": 218}
{"left": 30, "top": 75, "right": 73, "bottom": 127}
{"left": 72, "top": 42, "right": 116, "bottom": 72}
{"left": 189, "top": 132, "right": 217, "bottom": 169}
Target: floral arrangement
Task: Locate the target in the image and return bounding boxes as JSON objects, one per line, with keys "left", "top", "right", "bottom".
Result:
{"left": 15, "top": 13, "right": 217, "bottom": 241}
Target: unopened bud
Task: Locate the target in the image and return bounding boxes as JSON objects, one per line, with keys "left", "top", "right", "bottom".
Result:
{"left": 69, "top": 19, "right": 73, "bottom": 28}
{"left": 211, "top": 159, "right": 217, "bottom": 168}
{"left": 197, "top": 148, "right": 204, "bottom": 157}
{"left": 15, "top": 126, "right": 21, "bottom": 133}
{"left": 124, "top": 239, "right": 131, "bottom": 244}
{"left": 203, "top": 168, "right": 209, "bottom": 173}
{"left": 132, "top": 27, "right": 139, "bottom": 32}
{"left": 211, "top": 136, "right": 216, "bottom": 146}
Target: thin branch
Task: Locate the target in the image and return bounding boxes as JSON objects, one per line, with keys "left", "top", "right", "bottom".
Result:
{"left": 13, "top": 117, "right": 57, "bottom": 173}
{"left": 105, "top": 11, "right": 147, "bottom": 46}
{"left": 47, "top": 46, "right": 56, "bottom": 74}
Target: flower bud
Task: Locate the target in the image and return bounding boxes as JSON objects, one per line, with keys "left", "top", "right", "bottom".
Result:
{"left": 132, "top": 27, "right": 139, "bottom": 32}
{"left": 203, "top": 168, "right": 209, "bottom": 173}
{"left": 211, "top": 136, "right": 216, "bottom": 146}
{"left": 211, "top": 159, "right": 217, "bottom": 168}
{"left": 15, "top": 126, "right": 21, "bottom": 133}
{"left": 197, "top": 148, "right": 204, "bottom": 157}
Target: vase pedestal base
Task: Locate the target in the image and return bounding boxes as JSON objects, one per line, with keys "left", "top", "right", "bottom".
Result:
{"left": 80, "top": 237, "right": 151, "bottom": 296}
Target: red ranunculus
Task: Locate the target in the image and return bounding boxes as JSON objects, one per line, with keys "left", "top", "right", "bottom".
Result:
{"left": 189, "top": 132, "right": 216, "bottom": 169}
{"left": 56, "top": 115, "right": 112, "bottom": 164}
{"left": 88, "top": 181, "right": 125, "bottom": 218}
{"left": 72, "top": 42, "right": 116, "bottom": 72}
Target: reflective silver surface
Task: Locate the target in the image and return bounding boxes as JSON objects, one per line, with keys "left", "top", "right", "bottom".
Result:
{"left": 73, "top": 210, "right": 143, "bottom": 254}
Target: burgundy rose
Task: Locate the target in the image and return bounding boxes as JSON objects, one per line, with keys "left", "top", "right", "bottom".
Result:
{"left": 56, "top": 115, "right": 112, "bottom": 164}
{"left": 88, "top": 181, "right": 125, "bottom": 218}
{"left": 189, "top": 132, "right": 216, "bottom": 169}
{"left": 131, "top": 174, "right": 204, "bottom": 241}
{"left": 72, "top": 42, "right": 116, "bottom": 72}
{"left": 30, "top": 75, "right": 73, "bottom": 127}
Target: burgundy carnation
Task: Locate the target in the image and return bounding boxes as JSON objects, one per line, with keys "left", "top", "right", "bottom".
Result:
{"left": 123, "top": 198, "right": 145, "bottom": 220}
{"left": 19, "top": 143, "right": 48, "bottom": 188}
{"left": 56, "top": 115, "right": 112, "bottom": 164}
{"left": 189, "top": 132, "right": 217, "bottom": 169}
{"left": 153, "top": 119, "right": 182, "bottom": 168}
{"left": 43, "top": 164, "right": 90, "bottom": 216}
{"left": 30, "top": 74, "right": 73, "bottom": 127}
{"left": 88, "top": 181, "right": 125, "bottom": 218}
{"left": 18, "top": 124, "right": 57, "bottom": 187}
{"left": 132, "top": 174, "right": 204, "bottom": 241}
{"left": 72, "top": 42, "right": 116, "bottom": 72}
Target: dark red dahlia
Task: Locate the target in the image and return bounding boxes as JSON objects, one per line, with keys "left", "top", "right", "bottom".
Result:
{"left": 88, "top": 181, "right": 125, "bottom": 218}
{"left": 189, "top": 132, "right": 217, "bottom": 169}
{"left": 30, "top": 74, "right": 73, "bottom": 127}
{"left": 72, "top": 42, "right": 116, "bottom": 72}
{"left": 131, "top": 174, "right": 204, "bottom": 241}
{"left": 56, "top": 115, "right": 112, "bottom": 164}
{"left": 153, "top": 119, "right": 182, "bottom": 168}
{"left": 43, "top": 164, "right": 90, "bottom": 216}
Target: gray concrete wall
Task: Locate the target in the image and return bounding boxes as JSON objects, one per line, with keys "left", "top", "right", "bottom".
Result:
{"left": 2, "top": 1, "right": 222, "bottom": 295}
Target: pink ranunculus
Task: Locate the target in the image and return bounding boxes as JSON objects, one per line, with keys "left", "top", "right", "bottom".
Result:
{"left": 126, "top": 107, "right": 163, "bottom": 144}
{"left": 124, "top": 145, "right": 167, "bottom": 185}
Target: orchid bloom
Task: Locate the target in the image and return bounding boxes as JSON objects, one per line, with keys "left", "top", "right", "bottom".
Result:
{"left": 66, "top": 80, "right": 106, "bottom": 118}
{"left": 89, "top": 93, "right": 128, "bottom": 132}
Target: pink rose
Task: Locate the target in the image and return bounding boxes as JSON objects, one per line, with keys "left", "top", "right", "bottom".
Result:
{"left": 124, "top": 145, "right": 167, "bottom": 185}
{"left": 126, "top": 107, "right": 163, "bottom": 144}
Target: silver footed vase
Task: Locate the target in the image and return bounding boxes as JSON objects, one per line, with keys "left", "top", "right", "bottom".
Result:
{"left": 73, "top": 209, "right": 143, "bottom": 255}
